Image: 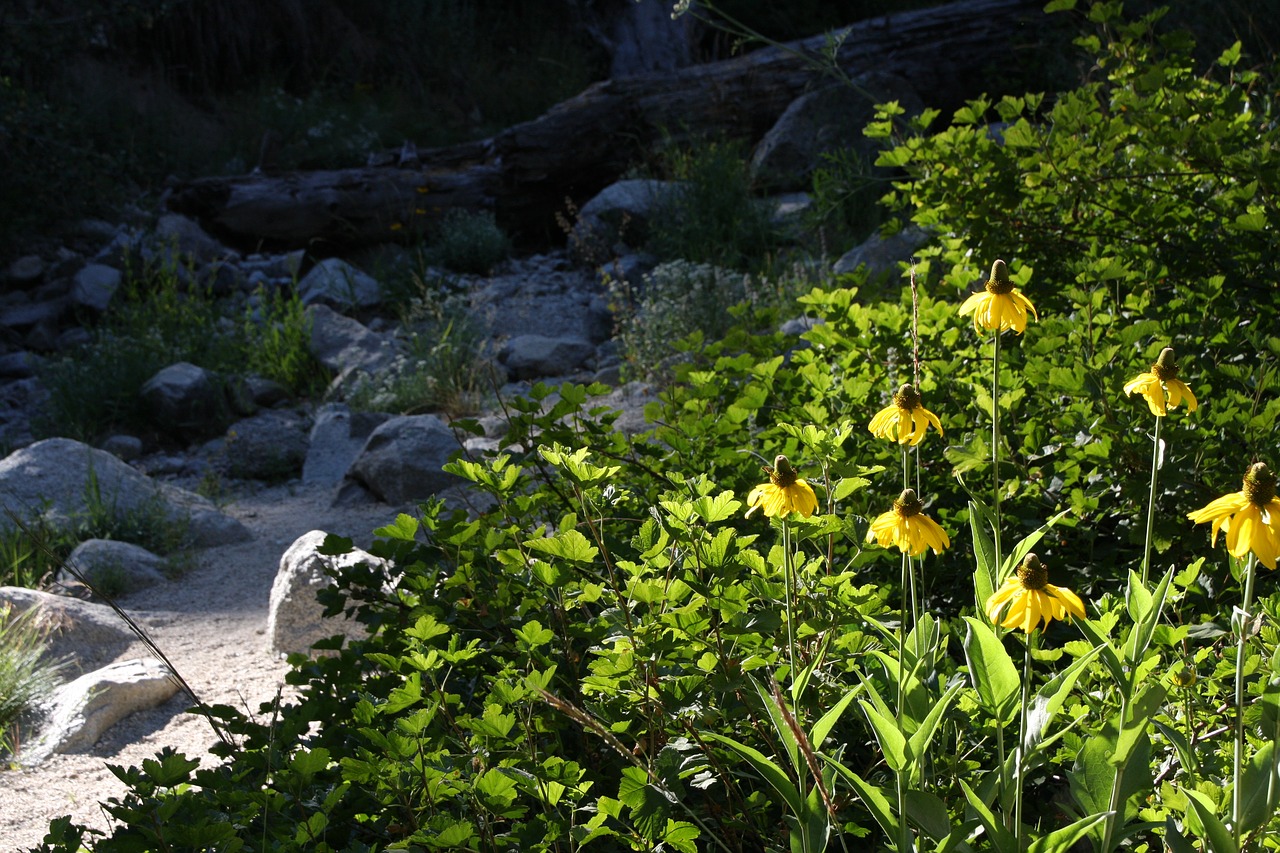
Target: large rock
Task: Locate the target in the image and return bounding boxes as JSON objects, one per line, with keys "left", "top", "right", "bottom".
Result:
{"left": 307, "top": 304, "right": 396, "bottom": 375}
{"left": 0, "top": 587, "right": 134, "bottom": 673}
{"left": 0, "top": 438, "right": 250, "bottom": 547}
{"left": 500, "top": 335, "right": 596, "bottom": 380}
{"left": 297, "top": 258, "right": 382, "bottom": 310}
{"left": 58, "top": 539, "right": 168, "bottom": 596}
{"left": 344, "top": 415, "right": 460, "bottom": 505}
{"left": 303, "top": 403, "right": 391, "bottom": 488}
{"left": 139, "top": 361, "right": 228, "bottom": 439}
{"left": 750, "top": 72, "right": 924, "bottom": 192}
{"left": 70, "top": 263, "right": 123, "bottom": 313}
{"left": 266, "top": 530, "right": 384, "bottom": 656}
{"left": 21, "top": 658, "right": 179, "bottom": 766}
{"left": 221, "top": 410, "right": 311, "bottom": 481}
{"left": 570, "top": 179, "right": 681, "bottom": 258}
{"left": 832, "top": 224, "right": 931, "bottom": 284}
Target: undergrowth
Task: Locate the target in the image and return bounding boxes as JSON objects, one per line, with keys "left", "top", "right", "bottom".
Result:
{"left": 18, "top": 4, "right": 1280, "bottom": 852}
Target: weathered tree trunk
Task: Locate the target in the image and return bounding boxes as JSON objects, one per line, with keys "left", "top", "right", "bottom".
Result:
{"left": 164, "top": 0, "right": 1045, "bottom": 250}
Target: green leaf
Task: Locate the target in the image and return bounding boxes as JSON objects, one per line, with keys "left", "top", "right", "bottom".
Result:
{"left": 810, "top": 684, "right": 862, "bottom": 751}
{"left": 1026, "top": 813, "right": 1109, "bottom": 853}
{"left": 903, "top": 788, "right": 951, "bottom": 840}
{"left": 1044, "top": 0, "right": 1077, "bottom": 12}
{"left": 662, "top": 820, "right": 700, "bottom": 853}
{"left": 476, "top": 767, "right": 520, "bottom": 809}
{"left": 703, "top": 732, "right": 803, "bottom": 816}
{"left": 1125, "top": 566, "right": 1173, "bottom": 665}
{"left": 859, "top": 700, "right": 909, "bottom": 772}
{"left": 374, "top": 512, "right": 419, "bottom": 541}
{"left": 617, "top": 766, "right": 671, "bottom": 840}
{"left": 958, "top": 779, "right": 1017, "bottom": 852}
{"left": 524, "top": 528, "right": 599, "bottom": 563}
{"left": 690, "top": 490, "right": 742, "bottom": 523}
{"left": 1237, "top": 741, "right": 1279, "bottom": 836}
{"left": 1183, "top": 788, "right": 1238, "bottom": 853}
{"left": 514, "top": 619, "right": 555, "bottom": 650}
{"left": 963, "top": 617, "right": 1020, "bottom": 724}
{"left": 823, "top": 759, "right": 899, "bottom": 839}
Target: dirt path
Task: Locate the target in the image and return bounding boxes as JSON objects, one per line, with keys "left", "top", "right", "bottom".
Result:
{"left": 0, "top": 480, "right": 403, "bottom": 851}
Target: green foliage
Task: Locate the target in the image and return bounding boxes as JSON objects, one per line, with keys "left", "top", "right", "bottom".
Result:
{"left": 30, "top": 6, "right": 1280, "bottom": 851}
{"left": 348, "top": 274, "right": 492, "bottom": 417}
{"left": 36, "top": 257, "right": 326, "bottom": 443}
{"left": 0, "top": 603, "right": 68, "bottom": 762}
{"left": 645, "top": 140, "right": 781, "bottom": 269}
{"left": 424, "top": 209, "right": 513, "bottom": 275}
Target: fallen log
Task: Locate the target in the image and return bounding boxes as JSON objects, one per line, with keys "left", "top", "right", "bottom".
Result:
{"left": 164, "top": 0, "right": 1047, "bottom": 250}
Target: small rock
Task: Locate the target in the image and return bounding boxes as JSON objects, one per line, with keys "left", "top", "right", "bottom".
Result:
{"left": 297, "top": 258, "right": 383, "bottom": 310}
{"left": 7, "top": 255, "right": 45, "bottom": 285}
{"left": 100, "top": 434, "right": 144, "bottom": 461}
{"left": 71, "top": 264, "right": 123, "bottom": 312}
{"left": 267, "top": 530, "right": 384, "bottom": 656}
{"left": 500, "top": 335, "right": 596, "bottom": 380}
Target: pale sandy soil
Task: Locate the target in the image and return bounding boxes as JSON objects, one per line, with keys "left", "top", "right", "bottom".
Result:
{"left": 0, "top": 481, "right": 403, "bottom": 852}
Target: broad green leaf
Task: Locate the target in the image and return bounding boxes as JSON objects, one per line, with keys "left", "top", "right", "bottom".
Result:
{"left": 1026, "top": 812, "right": 1109, "bottom": 853}
{"left": 374, "top": 512, "right": 419, "bottom": 541}
{"left": 1237, "top": 741, "right": 1279, "bottom": 836}
{"left": 1183, "top": 788, "right": 1238, "bottom": 853}
{"left": 810, "top": 684, "right": 862, "bottom": 751}
{"left": 524, "top": 528, "right": 599, "bottom": 563}
{"left": 752, "top": 678, "right": 801, "bottom": 777}
{"left": 906, "top": 682, "right": 963, "bottom": 784}
{"left": 703, "top": 732, "right": 803, "bottom": 816}
{"left": 959, "top": 779, "right": 1017, "bottom": 852}
{"left": 903, "top": 788, "right": 951, "bottom": 840}
{"left": 823, "top": 759, "right": 899, "bottom": 839}
{"left": 963, "top": 616, "right": 1020, "bottom": 724}
{"left": 859, "top": 700, "right": 908, "bottom": 772}
{"left": 1125, "top": 566, "right": 1173, "bottom": 665}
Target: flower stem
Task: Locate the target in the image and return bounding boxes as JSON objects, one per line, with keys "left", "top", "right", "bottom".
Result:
{"left": 1014, "top": 632, "right": 1033, "bottom": 848}
{"left": 992, "top": 331, "right": 1004, "bottom": 577}
{"left": 1233, "top": 553, "right": 1258, "bottom": 848}
{"left": 1140, "top": 415, "right": 1163, "bottom": 586}
{"left": 783, "top": 519, "right": 797, "bottom": 688}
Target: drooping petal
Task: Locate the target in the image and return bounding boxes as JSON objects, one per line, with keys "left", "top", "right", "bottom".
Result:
{"left": 1170, "top": 379, "right": 1198, "bottom": 412}
{"left": 1046, "top": 584, "right": 1086, "bottom": 620}
{"left": 985, "top": 578, "right": 1019, "bottom": 622}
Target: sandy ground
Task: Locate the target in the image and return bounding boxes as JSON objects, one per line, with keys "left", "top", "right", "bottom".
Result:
{"left": 0, "top": 480, "right": 404, "bottom": 851}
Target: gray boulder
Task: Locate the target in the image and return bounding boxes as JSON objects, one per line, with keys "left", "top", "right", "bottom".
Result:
{"left": 140, "top": 362, "right": 227, "bottom": 439}
{"left": 266, "top": 530, "right": 383, "bottom": 656}
{"left": 500, "top": 335, "right": 596, "bottom": 380}
{"left": 345, "top": 414, "right": 460, "bottom": 505}
{"left": 303, "top": 403, "right": 392, "bottom": 488}
{"left": 571, "top": 179, "right": 681, "bottom": 258}
{"left": 298, "top": 258, "right": 382, "bottom": 310}
{"left": 59, "top": 539, "right": 168, "bottom": 595}
{"left": 832, "top": 225, "right": 931, "bottom": 285}
{"left": 222, "top": 410, "right": 311, "bottom": 481}
{"left": 0, "top": 437, "right": 250, "bottom": 547}
{"left": 750, "top": 72, "right": 924, "bottom": 192}
{"left": 0, "top": 587, "right": 133, "bottom": 673}
{"left": 22, "top": 658, "right": 179, "bottom": 766}
{"left": 70, "top": 264, "right": 123, "bottom": 313}
{"left": 307, "top": 304, "right": 396, "bottom": 375}
{"left": 154, "top": 213, "right": 233, "bottom": 264}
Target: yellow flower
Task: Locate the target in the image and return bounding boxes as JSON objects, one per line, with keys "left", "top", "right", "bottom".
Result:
{"left": 746, "top": 455, "right": 818, "bottom": 519}
{"left": 866, "top": 489, "right": 950, "bottom": 556}
{"left": 868, "top": 383, "right": 944, "bottom": 446}
{"left": 986, "top": 553, "right": 1086, "bottom": 634}
{"left": 957, "top": 259, "right": 1038, "bottom": 335}
{"left": 1187, "top": 462, "right": 1280, "bottom": 569}
{"left": 1123, "top": 346, "right": 1198, "bottom": 417}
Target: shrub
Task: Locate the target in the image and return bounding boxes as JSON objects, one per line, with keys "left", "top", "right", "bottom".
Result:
{"left": 29, "top": 6, "right": 1280, "bottom": 852}
{"left": 424, "top": 209, "right": 513, "bottom": 275}
{"left": 0, "top": 604, "right": 68, "bottom": 762}
{"left": 348, "top": 274, "right": 492, "bottom": 416}
{"left": 37, "top": 257, "right": 326, "bottom": 443}
{"left": 644, "top": 140, "right": 780, "bottom": 269}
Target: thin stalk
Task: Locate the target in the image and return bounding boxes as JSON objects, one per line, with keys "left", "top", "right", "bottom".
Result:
{"left": 1014, "top": 633, "right": 1034, "bottom": 848}
{"left": 902, "top": 446, "right": 919, "bottom": 629}
{"left": 1100, "top": 690, "right": 1132, "bottom": 853}
{"left": 1233, "top": 553, "right": 1258, "bottom": 849}
{"left": 897, "top": 549, "right": 910, "bottom": 853}
{"left": 992, "top": 331, "right": 1004, "bottom": 577}
{"left": 1140, "top": 415, "right": 1163, "bottom": 585}
{"left": 783, "top": 519, "right": 797, "bottom": 686}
